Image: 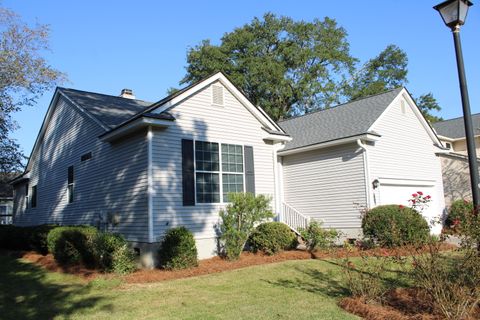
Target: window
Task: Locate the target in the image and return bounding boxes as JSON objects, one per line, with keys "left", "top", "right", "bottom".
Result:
{"left": 81, "top": 152, "right": 92, "bottom": 162}
{"left": 446, "top": 142, "right": 452, "bottom": 149}
{"left": 25, "top": 182, "right": 29, "bottom": 209}
{"left": 194, "top": 141, "right": 244, "bottom": 204}
{"left": 68, "top": 165, "right": 74, "bottom": 203}
{"left": 31, "top": 185, "right": 37, "bottom": 208}
{"left": 221, "top": 144, "right": 244, "bottom": 202}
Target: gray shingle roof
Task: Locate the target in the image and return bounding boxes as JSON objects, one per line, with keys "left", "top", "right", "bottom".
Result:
{"left": 279, "top": 88, "right": 403, "bottom": 151}
{"left": 432, "top": 113, "right": 480, "bottom": 139}
{"left": 58, "top": 88, "right": 153, "bottom": 129}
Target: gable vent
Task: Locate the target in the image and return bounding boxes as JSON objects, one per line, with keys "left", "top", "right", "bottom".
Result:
{"left": 400, "top": 100, "right": 406, "bottom": 114}
{"left": 212, "top": 84, "right": 224, "bottom": 106}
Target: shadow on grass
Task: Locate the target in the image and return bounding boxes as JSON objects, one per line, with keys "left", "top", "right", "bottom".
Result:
{"left": 0, "top": 254, "right": 110, "bottom": 320}
{"left": 265, "top": 259, "right": 412, "bottom": 299}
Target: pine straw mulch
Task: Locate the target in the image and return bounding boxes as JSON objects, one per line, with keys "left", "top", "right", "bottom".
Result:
{"left": 339, "top": 287, "right": 480, "bottom": 320}
{"left": 2, "top": 243, "right": 457, "bottom": 284}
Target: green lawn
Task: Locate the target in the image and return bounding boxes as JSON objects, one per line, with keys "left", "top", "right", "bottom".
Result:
{"left": 0, "top": 254, "right": 365, "bottom": 320}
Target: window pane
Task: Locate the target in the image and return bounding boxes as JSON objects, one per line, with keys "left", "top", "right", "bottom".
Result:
{"left": 221, "top": 143, "right": 243, "bottom": 173}
{"left": 195, "top": 141, "right": 219, "bottom": 172}
{"left": 222, "top": 173, "right": 244, "bottom": 202}
{"left": 196, "top": 172, "right": 220, "bottom": 203}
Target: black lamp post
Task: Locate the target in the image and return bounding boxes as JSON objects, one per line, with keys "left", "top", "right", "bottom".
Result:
{"left": 434, "top": 0, "right": 479, "bottom": 211}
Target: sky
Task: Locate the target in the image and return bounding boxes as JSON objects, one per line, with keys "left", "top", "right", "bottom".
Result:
{"left": 4, "top": 0, "right": 480, "bottom": 156}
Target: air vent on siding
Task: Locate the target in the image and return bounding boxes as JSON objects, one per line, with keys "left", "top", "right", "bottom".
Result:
{"left": 212, "top": 84, "right": 224, "bottom": 106}
{"left": 400, "top": 100, "right": 406, "bottom": 114}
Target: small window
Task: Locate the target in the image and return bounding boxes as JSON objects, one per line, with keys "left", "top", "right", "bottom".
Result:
{"left": 212, "top": 85, "right": 224, "bottom": 106}
{"left": 31, "top": 185, "right": 37, "bottom": 208}
{"left": 446, "top": 142, "right": 452, "bottom": 149}
{"left": 68, "top": 165, "right": 74, "bottom": 203}
{"left": 25, "top": 182, "right": 29, "bottom": 209}
{"left": 81, "top": 152, "right": 92, "bottom": 162}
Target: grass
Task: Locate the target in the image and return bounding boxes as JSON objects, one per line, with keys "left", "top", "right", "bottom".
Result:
{"left": 0, "top": 254, "right": 366, "bottom": 320}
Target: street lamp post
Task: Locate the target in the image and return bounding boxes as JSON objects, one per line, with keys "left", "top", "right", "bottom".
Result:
{"left": 434, "top": 0, "right": 480, "bottom": 211}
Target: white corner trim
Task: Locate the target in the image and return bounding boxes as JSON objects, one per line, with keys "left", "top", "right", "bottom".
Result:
{"left": 147, "top": 126, "right": 154, "bottom": 243}
{"left": 356, "top": 139, "right": 371, "bottom": 208}
{"left": 278, "top": 133, "right": 380, "bottom": 156}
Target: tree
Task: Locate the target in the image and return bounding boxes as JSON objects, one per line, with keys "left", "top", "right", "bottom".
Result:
{"left": 0, "top": 6, "right": 65, "bottom": 173}
{"left": 180, "top": 13, "right": 442, "bottom": 122}
{"left": 181, "top": 13, "right": 357, "bottom": 121}
{"left": 344, "top": 45, "right": 408, "bottom": 101}
{"left": 414, "top": 93, "right": 443, "bottom": 123}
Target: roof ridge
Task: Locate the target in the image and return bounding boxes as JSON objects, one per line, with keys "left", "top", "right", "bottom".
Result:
{"left": 278, "top": 87, "right": 403, "bottom": 124}
{"left": 58, "top": 87, "right": 152, "bottom": 104}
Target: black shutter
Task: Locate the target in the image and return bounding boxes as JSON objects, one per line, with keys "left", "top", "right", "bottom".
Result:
{"left": 182, "top": 139, "right": 195, "bottom": 206}
{"left": 244, "top": 146, "right": 255, "bottom": 195}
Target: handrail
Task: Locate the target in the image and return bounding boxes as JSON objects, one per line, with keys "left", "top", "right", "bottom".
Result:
{"left": 280, "top": 202, "right": 311, "bottom": 235}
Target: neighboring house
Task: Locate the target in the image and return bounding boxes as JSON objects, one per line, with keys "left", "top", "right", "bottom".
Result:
{"left": 432, "top": 114, "right": 480, "bottom": 206}
{"left": 11, "top": 72, "right": 446, "bottom": 266}
{"left": 0, "top": 173, "right": 15, "bottom": 224}
{"left": 278, "top": 88, "right": 446, "bottom": 238}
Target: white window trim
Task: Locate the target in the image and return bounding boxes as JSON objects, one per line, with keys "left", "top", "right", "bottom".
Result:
{"left": 193, "top": 139, "right": 246, "bottom": 205}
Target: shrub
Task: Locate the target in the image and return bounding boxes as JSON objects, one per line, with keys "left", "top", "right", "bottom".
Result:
{"left": 158, "top": 227, "right": 198, "bottom": 270}
{"left": 248, "top": 222, "right": 297, "bottom": 255}
{"left": 0, "top": 224, "right": 58, "bottom": 254}
{"left": 93, "top": 232, "right": 136, "bottom": 274}
{"left": 445, "top": 199, "right": 473, "bottom": 231}
{"left": 299, "top": 220, "right": 339, "bottom": 252}
{"left": 47, "top": 226, "right": 98, "bottom": 267}
{"left": 219, "top": 193, "right": 274, "bottom": 260}
{"left": 362, "top": 205, "right": 430, "bottom": 247}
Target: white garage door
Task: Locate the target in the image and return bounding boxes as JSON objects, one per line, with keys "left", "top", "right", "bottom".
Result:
{"left": 376, "top": 178, "right": 439, "bottom": 227}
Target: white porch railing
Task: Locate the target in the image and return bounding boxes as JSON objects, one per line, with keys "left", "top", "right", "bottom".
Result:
{"left": 280, "top": 202, "right": 311, "bottom": 235}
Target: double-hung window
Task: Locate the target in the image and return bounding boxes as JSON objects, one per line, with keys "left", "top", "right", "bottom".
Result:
{"left": 194, "top": 141, "right": 244, "bottom": 204}
{"left": 68, "top": 165, "right": 74, "bottom": 203}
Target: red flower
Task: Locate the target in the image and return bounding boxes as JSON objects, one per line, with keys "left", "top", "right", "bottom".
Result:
{"left": 452, "top": 218, "right": 460, "bottom": 226}
{"left": 417, "top": 191, "right": 423, "bottom": 196}
{"left": 399, "top": 205, "right": 405, "bottom": 209}
{"left": 425, "top": 195, "right": 431, "bottom": 199}
{"left": 412, "top": 193, "right": 418, "bottom": 197}
{"left": 412, "top": 199, "right": 416, "bottom": 204}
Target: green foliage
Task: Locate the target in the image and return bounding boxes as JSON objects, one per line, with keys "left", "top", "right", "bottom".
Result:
{"left": 362, "top": 205, "right": 430, "bottom": 247}
{"left": 219, "top": 193, "right": 274, "bottom": 260}
{"left": 0, "top": 224, "right": 58, "bottom": 254}
{"left": 345, "top": 44, "right": 408, "bottom": 100}
{"left": 158, "top": 227, "right": 198, "bottom": 270}
{"left": 445, "top": 199, "right": 473, "bottom": 232}
{"left": 414, "top": 93, "right": 443, "bottom": 123}
{"left": 47, "top": 226, "right": 98, "bottom": 267}
{"left": 0, "top": 7, "right": 65, "bottom": 173}
{"left": 299, "top": 220, "right": 339, "bottom": 252}
{"left": 93, "top": 232, "right": 136, "bottom": 274}
{"left": 181, "top": 13, "right": 356, "bottom": 121}
{"left": 248, "top": 222, "right": 298, "bottom": 255}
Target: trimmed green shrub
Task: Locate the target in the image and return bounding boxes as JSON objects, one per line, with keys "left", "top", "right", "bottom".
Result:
{"left": 362, "top": 205, "right": 430, "bottom": 247}
{"left": 158, "top": 227, "right": 198, "bottom": 270}
{"left": 445, "top": 199, "right": 473, "bottom": 230}
{"left": 0, "top": 224, "right": 58, "bottom": 254}
{"left": 299, "top": 220, "right": 339, "bottom": 252}
{"left": 219, "top": 192, "right": 274, "bottom": 260}
{"left": 47, "top": 226, "right": 98, "bottom": 266}
{"left": 93, "top": 232, "right": 136, "bottom": 274}
{"left": 248, "top": 222, "right": 297, "bottom": 255}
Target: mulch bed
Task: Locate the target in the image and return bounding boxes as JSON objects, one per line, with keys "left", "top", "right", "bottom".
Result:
{"left": 339, "top": 288, "right": 480, "bottom": 320}
{"left": 3, "top": 243, "right": 458, "bottom": 284}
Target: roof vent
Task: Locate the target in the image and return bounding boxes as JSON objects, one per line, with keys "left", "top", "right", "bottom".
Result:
{"left": 120, "top": 88, "right": 135, "bottom": 99}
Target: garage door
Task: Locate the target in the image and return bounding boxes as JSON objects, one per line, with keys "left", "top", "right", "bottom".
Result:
{"left": 375, "top": 178, "right": 438, "bottom": 224}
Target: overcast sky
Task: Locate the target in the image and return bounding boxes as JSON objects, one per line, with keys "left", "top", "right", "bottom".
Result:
{"left": 5, "top": 0, "right": 480, "bottom": 156}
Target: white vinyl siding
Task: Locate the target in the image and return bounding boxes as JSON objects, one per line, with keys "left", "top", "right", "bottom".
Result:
{"left": 13, "top": 97, "right": 149, "bottom": 242}
{"left": 282, "top": 143, "right": 367, "bottom": 235}
{"left": 151, "top": 81, "right": 276, "bottom": 242}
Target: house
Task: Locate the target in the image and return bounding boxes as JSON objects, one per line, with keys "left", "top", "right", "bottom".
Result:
{"left": 0, "top": 173, "right": 14, "bottom": 225}
{"left": 432, "top": 114, "right": 480, "bottom": 205}
{"left": 278, "top": 88, "right": 446, "bottom": 238}
{"left": 11, "top": 72, "right": 446, "bottom": 266}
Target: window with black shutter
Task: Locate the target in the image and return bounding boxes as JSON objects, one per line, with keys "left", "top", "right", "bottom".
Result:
{"left": 31, "top": 185, "right": 37, "bottom": 208}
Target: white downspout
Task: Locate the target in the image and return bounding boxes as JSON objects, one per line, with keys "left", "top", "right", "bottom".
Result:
{"left": 273, "top": 142, "right": 286, "bottom": 221}
{"left": 147, "top": 126, "right": 154, "bottom": 243}
{"left": 357, "top": 139, "right": 371, "bottom": 208}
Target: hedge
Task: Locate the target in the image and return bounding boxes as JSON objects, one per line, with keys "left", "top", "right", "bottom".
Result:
{"left": 158, "top": 227, "right": 198, "bottom": 270}
{"left": 248, "top": 222, "right": 298, "bottom": 255}
{"left": 0, "top": 224, "right": 58, "bottom": 254}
